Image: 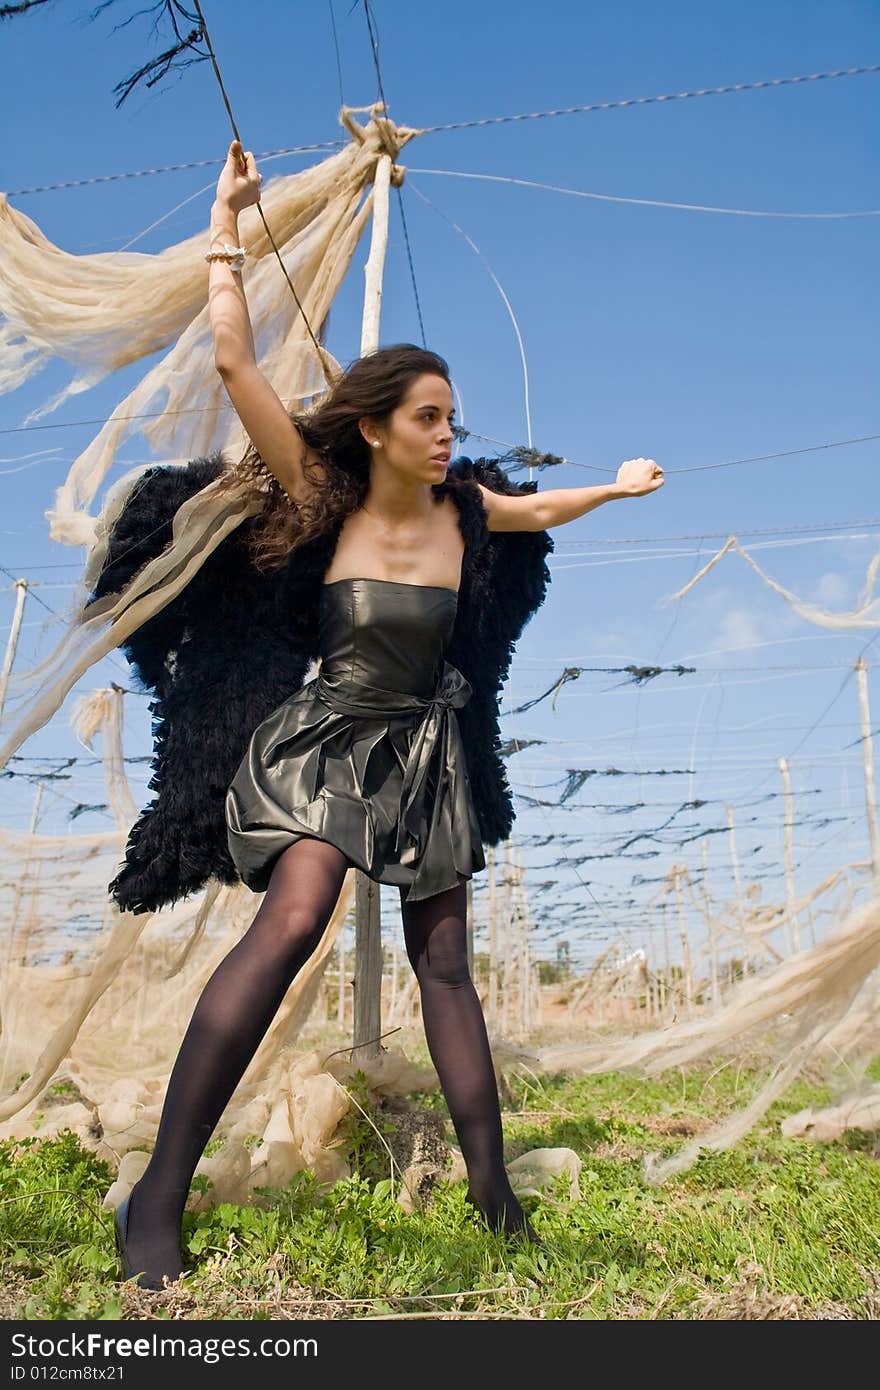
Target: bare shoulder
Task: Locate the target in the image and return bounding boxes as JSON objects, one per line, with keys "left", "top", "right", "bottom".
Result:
{"left": 475, "top": 481, "right": 546, "bottom": 533}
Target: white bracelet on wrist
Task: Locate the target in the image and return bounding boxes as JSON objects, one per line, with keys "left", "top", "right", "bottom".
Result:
{"left": 205, "top": 242, "right": 247, "bottom": 273}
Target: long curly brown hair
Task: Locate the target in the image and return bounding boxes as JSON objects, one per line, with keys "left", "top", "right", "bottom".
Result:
{"left": 216, "top": 344, "right": 453, "bottom": 572}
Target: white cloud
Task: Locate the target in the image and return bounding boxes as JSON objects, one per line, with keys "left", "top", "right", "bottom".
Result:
{"left": 710, "top": 606, "right": 768, "bottom": 654}
{"left": 814, "top": 571, "right": 850, "bottom": 606}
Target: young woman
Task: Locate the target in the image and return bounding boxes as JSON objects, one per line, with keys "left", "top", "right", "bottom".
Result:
{"left": 115, "top": 140, "right": 664, "bottom": 1289}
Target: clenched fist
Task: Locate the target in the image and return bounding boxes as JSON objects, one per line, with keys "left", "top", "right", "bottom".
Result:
{"left": 214, "top": 140, "right": 263, "bottom": 216}
{"left": 616, "top": 457, "right": 664, "bottom": 497}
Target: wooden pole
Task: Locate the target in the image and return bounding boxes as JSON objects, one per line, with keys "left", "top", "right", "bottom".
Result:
{"left": 727, "top": 804, "right": 748, "bottom": 976}
{"left": 778, "top": 756, "right": 801, "bottom": 953}
{"left": 515, "top": 851, "right": 529, "bottom": 1036}
{"left": 661, "top": 892, "right": 673, "bottom": 1018}
{"left": 352, "top": 148, "right": 394, "bottom": 1050}
{"left": 673, "top": 866, "right": 694, "bottom": 1014}
{"left": 856, "top": 658, "right": 880, "bottom": 887}
{"left": 353, "top": 874, "right": 382, "bottom": 1058}
{"left": 360, "top": 153, "right": 393, "bottom": 357}
{"left": 390, "top": 936, "right": 399, "bottom": 1019}
{"left": 0, "top": 578, "right": 28, "bottom": 721}
{"left": 486, "top": 844, "right": 499, "bottom": 1025}
{"left": 500, "top": 845, "right": 512, "bottom": 1033}
{"left": 336, "top": 919, "right": 346, "bottom": 1029}
{"left": 646, "top": 901, "right": 657, "bottom": 1015}
{"left": 701, "top": 840, "right": 720, "bottom": 1008}
{"left": 642, "top": 914, "right": 654, "bottom": 1021}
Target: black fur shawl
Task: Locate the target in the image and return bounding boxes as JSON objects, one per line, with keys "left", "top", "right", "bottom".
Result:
{"left": 89, "top": 456, "right": 553, "bottom": 913}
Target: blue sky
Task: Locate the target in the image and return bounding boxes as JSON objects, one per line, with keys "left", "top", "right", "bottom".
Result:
{"left": 1, "top": 0, "right": 878, "bottom": 969}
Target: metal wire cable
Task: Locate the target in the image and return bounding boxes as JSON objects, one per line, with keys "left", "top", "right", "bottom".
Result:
{"left": 6, "top": 144, "right": 342, "bottom": 197}
{"left": 419, "top": 65, "right": 880, "bottom": 134}
{"left": 457, "top": 429, "right": 880, "bottom": 477}
{"left": 10, "top": 64, "right": 870, "bottom": 198}
{"left": 408, "top": 166, "right": 880, "bottom": 219}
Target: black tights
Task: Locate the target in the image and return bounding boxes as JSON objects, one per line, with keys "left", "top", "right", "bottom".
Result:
{"left": 398, "top": 882, "right": 531, "bottom": 1237}
{"left": 123, "top": 839, "right": 531, "bottom": 1287}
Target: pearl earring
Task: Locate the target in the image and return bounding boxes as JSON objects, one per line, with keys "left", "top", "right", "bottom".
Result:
{"left": 372, "top": 440, "right": 380, "bottom": 447}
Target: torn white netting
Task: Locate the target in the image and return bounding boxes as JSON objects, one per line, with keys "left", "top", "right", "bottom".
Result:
{"left": 522, "top": 892, "right": 880, "bottom": 1181}
{"left": 0, "top": 118, "right": 419, "bottom": 779}
{"left": 672, "top": 535, "right": 880, "bottom": 628}
{"left": 1, "top": 110, "right": 878, "bottom": 1204}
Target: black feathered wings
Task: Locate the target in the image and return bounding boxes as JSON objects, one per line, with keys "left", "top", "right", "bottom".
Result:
{"left": 88, "top": 456, "right": 553, "bottom": 913}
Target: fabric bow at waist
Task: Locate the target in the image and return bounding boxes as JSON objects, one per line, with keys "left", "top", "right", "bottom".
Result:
{"left": 315, "top": 660, "right": 473, "bottom": 861}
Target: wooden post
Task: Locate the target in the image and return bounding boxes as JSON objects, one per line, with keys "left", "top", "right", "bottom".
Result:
{"left": 0, "top": 578, "right": 28, "bottom": 721}
{"left": 336, "top": 919, "right": 347, "bottom": 1029}
{"left": 701, "top": 840, "right": 720, "bottom": 1008}
{"left": 353, "top": 875, "right": 382, "bottom": 1058}
{"left": 727, "top": 804, "right": 749, "bottom": 976}
{"left": 647, "top": 901, "right": 662, "bottom": 1017}
{"left": 672, "top": 866, "right": 694, "bottom": 1014}
{"left": 486, "top": 844, "right": 499, "bottom": 1025}
{"left": 642, "top": 916, "right": 654, "bottom": 1021}
{"left": 390, "top": 936, "right": 399, "bottom": 1019}
{"left": 661, "top": 892, "right": 673, "bottom": 1017}
{"left": 360, "top": 153, "right": 393, "bottom": 357}
{"left": 856, "top": 658, "right": 879, "bottom": 886}
{"left": 500, "top": 845, "right": 512, "bottom": 1033}
{"left": 778, "top": 756, "right": 800, "bottom": 953}
{"left": 515, "top": 851, "right": 529, "bottom": 1036}
{"left": 352, "top": 145, "right": 394, "bottom": 1050}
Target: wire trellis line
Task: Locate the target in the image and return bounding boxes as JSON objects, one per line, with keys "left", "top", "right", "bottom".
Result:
{"left": 5, "top": 144, "right": 342, "bottom": 197}
{"left": 7, "top": 65, "right": 876, "bottom": 197}
{"left": 408, "top": 167, "right": 880, "bottom": 220}
{"left": 418, "top": 65, "right": 880, "bottom": 134}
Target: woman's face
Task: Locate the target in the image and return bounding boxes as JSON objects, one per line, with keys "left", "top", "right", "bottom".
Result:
{"left": 363, "top": 373, "right": 455, "bottom": 483}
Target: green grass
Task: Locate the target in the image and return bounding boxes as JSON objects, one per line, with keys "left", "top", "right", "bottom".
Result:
{"left": 1, "top": 1057, "right": 878, "bottom": 1320}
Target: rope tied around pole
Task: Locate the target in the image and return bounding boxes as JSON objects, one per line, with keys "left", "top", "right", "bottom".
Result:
{"left": 340, "top": 101, "right": 419, "bottom": 188}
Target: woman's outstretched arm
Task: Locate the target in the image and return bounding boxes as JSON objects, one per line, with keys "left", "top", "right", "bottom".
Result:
{"left": 478, "top": 457, "right": 664, "bottom": 531}
{"left": 208, "top": 140, "right": 322, "bottom": 505}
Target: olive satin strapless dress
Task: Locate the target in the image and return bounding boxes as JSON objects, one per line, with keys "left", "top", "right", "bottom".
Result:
{"left": 225, "top": 577, "right": 486, "bottom": 902}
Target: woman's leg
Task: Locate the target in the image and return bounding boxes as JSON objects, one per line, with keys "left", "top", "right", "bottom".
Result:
{"left": 123, "top": 837, "right": 352, "bottom": 1285}
{"left": 399, "top": 881, "right": 537, "bottom": 1239}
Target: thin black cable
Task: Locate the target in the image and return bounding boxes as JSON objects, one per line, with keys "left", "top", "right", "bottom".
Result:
{"left": 396, "top": 188, "right": 427, "bottom": 348}
{"left": 459, "top": 430, "right": 880, "bottom": 477}
{"left": 190, "top": 0, "right": 333, "bottom": 384}
{"left": 327, "top": 0, "right": 346, "bottom": 109}
{"left": 0, "top": 567, "right": 135, "bottom": 689}
{"left": 0, "top": 562, "right": 54, "bottom": 617}
{"left": 361, "top": 0, "right": 426, "bottom": 344}
{"left": 716, "top": 633, "right": 880, "bottom": 816}
{"left": 361, "top": 0, "right": 387, "bottom": 108}
{"left": 786, "top": 633, "right": 880, "bottom": 764}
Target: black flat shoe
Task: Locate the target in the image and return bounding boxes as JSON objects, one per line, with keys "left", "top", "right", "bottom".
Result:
{"left": 113, "top": 1192, "right": 169, "bottom": 1292}
{"left": 509, "top": 1221, "right": 546, "bottom": 1251}
{"left": 466, "top": 1191, "right": 545, "bottom": 1248}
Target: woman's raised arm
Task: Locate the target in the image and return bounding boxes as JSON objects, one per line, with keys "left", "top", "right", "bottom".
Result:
{"left": 207, "top": 140, "right": 323, "bottom": 506}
